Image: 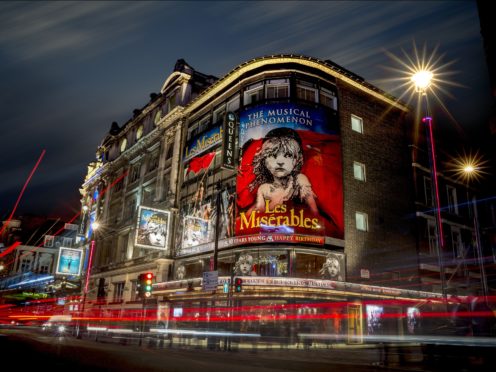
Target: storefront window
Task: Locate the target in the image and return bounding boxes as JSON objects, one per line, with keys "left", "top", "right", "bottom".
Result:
{"left": 294, "top": 253, "right": 326, "bottom": 278}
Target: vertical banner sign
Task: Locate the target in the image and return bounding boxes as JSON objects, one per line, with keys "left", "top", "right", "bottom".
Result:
{"left": 221, "top": 112, "right": 237, "bottom": 170}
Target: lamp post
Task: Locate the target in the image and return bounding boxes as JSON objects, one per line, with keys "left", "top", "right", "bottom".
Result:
{"left": 461, "top": 162, "right": 488, "bottom": 304}
{"left": 411, "top": 70, "right": 447, "bottom": 299}
{"left": 77, "top": 221, "right": 99, "bottom": 338}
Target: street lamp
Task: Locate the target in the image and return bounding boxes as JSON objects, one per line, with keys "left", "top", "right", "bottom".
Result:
{"left": 411, "top": 69, "right": 447, "bottom": 299}
{"left": 77, "top": 221, "right": 99, "bottom": 338}
{"left": 460, "top": 161, "right": 488, "bottom": 304}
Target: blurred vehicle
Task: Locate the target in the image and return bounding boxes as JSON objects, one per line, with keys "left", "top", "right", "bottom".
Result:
{"left": 41, "top": 315, "right": 73, "bottom": 336}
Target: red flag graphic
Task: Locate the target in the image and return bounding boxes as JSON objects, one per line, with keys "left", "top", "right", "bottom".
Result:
{"left": 187, "top": 152, "right": 216, "bottom": 174}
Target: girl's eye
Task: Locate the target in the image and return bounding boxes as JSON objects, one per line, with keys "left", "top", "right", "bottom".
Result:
{"left": 284, "top": 152, "right": 292, "bottom": 158}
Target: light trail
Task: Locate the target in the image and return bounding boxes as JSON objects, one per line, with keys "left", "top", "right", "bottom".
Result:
{"left": 0, "top": 149, "right": 46, "bottom": 236}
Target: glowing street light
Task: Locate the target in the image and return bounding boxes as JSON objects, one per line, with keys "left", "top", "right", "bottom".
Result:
{"left": 459, "top": 160, "right": 488, "bottom": 303}
{"left": 411, "top": 70, "right": 434, "bottom": 93}
{"left": 410, "top": 67, "right": 447, "bottom": 299}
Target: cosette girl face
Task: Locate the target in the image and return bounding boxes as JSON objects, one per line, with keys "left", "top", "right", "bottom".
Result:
{"left": 327, "top": 258, "right": 339, "bottom": 277}
{"left": 148, "top": 221, "right": 165, "bottom": 246}
{"left": 238, "top": 255, "right": 254, "bottom": 275}
{"left": 264, "top": 147, "right": 298, "bottom": 178}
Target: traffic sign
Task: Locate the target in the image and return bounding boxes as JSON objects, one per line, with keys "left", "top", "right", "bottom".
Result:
{"left": 202, "top": 271, "right": 218, "bottom": 291}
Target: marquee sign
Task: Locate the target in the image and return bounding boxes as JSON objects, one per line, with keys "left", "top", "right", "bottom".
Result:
{"left": 221, "top": 112, "right": 237, "bottom": 170}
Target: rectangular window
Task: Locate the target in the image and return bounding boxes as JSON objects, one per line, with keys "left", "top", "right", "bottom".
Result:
{"left": 20, "top": 256, "right": 32, "bottom": 272}
{"left": 213, "top": 106, "right": 226, "bottom": 124}
{"left": 423, "top": 176, "right": 433, "bottom": 206}
{"left": 124, "top": 198, "right": 135, "bottom": 221}
{"left": 64, "top": 223, "right": 78, "bottom": 231}
{"left": 130, "top": 280, "right": 138, "bottom": 301}
{"left": 114, "top": 175, "right": 124, "bottom": 192}
{"left": 196, "top": 117, "right": 210, "bottom": 135}
{"left": 353, "top": 161, "right": 366, "bottom": 181}
{"left": 39, "top": 263, "right": 49, "bottom": 274}
{"left": 147, "top": 152, "right": 159, "bottom": 172}
{"left": 355, "top": 212, "right": 368, "bottom": 231}
{"left": 351, "top": 115, "right": 363, "bottom": 133}
{"left": 130, "top": 164, "right": 141, "bottom": 183}
{"left": 296, "top": 84, "right": 317, "bottom": 102}
{"left": 451, "top": 227, "right": 463, "bottom": 258}
{"left": 427, "top": 219, "right": 438, "bottom": 256}
{"left": 63, "top": 237, "right": 72, "bottom": 247}
{"left": 227, "top": 95, "right": 240, "bottom": 112}
{"left": 266, "top": 79, "right": 289, "bottom": 100}
{"left": 166, "top": 90, "right": 178, "bottom": 112}
{"left": 446, "top": 185, "right": 459, "bottom": 215}
{"left": 44, "top": 235, "right": 54, "bottom": 248}
{"left": 118, "top": 234, "right": 129, "bottom": 262}
{"left": 113, "top": 282, "right": 125, "bottom": 302}
{"left": 319, "top": 88, "right": 337, "bottom": 109}
{"left": 244, "top": 83, "right": 263, "bottom": 105}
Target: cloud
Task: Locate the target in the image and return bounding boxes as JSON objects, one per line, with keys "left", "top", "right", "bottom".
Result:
{"left": 0, "top": 2, "right": 154, "bottom": 62}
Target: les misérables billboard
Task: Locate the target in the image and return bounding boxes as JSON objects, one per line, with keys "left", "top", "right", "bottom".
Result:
{"left": 236, "top": 103, "right": 343, "bottom": 243}
{"left": 135, "top": 206, "right": 171, "bottom": 250}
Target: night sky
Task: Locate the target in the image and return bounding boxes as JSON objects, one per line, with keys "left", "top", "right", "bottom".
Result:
{"left": 0, "top": 1, "right": 492, "bottom": 220}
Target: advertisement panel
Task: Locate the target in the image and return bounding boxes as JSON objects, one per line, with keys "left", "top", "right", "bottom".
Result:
{"left": 236, "top": 103, "right": 343, "bottom": 241}
{"left": 135, "top": 206, "right": 171, "bottom": 250}
{"left": 318, "top": 251, "right": 345, "bottom": 281}
{"left": 184, "top": 125, "right": 222, "bottom": 162}
{"left": 182, "top": 216, "right": 209, "bottom": 248}
{"left": 177, "top": 183, "right": 236, "bottom": 256}
{"left": 55, "top": 247, "right": 83, "bottom": 276}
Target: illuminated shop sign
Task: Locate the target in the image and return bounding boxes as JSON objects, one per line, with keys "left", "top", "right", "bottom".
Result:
{"left": 154, "top": 276, "right": 443, "bottom": 300}
{"left": 221, "top": 112, "right": 237, "bottom": 170}
{"left": 236, "top": 103, "right": 344, "bottom": 241}
{"left": 56, "top": 247, "right": 83, "bottom": 277}
{"left": 184, "top": 125, "right": 222, "bottom": 161}
{"left": 135, "top": 206, "right": 171, "bottom": 250}
{"left": 176, "top": 233, "right": 325, "bottom": 257}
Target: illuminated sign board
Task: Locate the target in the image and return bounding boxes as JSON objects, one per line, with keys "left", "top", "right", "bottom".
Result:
{"left": 56, "top": 247, "right": 83, "bottom": 277}
{"left": 135, "top": 206, "right": 171, "bottom": 250}
{"left": 221, "top": 112, "right": 237, "bottom": 170}
{"left": 236, "top": 103, "right": 344, "bottom": 242}
{"left": 184, "top": 125, "right": 222, "bottom": 161}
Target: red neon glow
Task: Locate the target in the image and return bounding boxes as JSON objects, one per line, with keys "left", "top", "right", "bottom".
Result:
{"left": 425, "top": 116, "right": 445, "bottom": 247}
{"left": 84, "top": 240, "right": 96, "bottom": 293}
{"left": 0, "top": 241, "right": 21, "bottom": 258}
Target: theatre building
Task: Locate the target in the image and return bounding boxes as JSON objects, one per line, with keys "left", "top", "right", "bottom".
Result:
{"left": 78, "top": 55, "right": 446, "bottom": 343}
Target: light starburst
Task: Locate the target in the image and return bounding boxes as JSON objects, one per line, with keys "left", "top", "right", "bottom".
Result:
{"left": 379, "top": 42, "right": 464, "bottom": 131}
{"left": 447, "top": 150, "right": 488, "bottom": 184}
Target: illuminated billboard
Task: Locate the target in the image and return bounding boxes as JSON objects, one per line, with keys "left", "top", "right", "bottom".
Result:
{"left": 366, "top": 304, "right": 384, "bottom": 335}
{"left": 55, "top": 247, "right": 83, "bottom": 277}
{"left": 236, "top": 103, "right": 344, "bottom": 241}
{"left": 182, "top": 216, "right": 210, "bottom": 248}
{"left": 184, "top": 125, "right": 222, "bottom": 161}
{"left": 135, "top": 206, "right": 171, "bottom": 250}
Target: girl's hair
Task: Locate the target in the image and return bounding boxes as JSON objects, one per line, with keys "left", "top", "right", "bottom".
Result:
{"left": 249, "top": 128, "right": 303, "bottom": 192}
